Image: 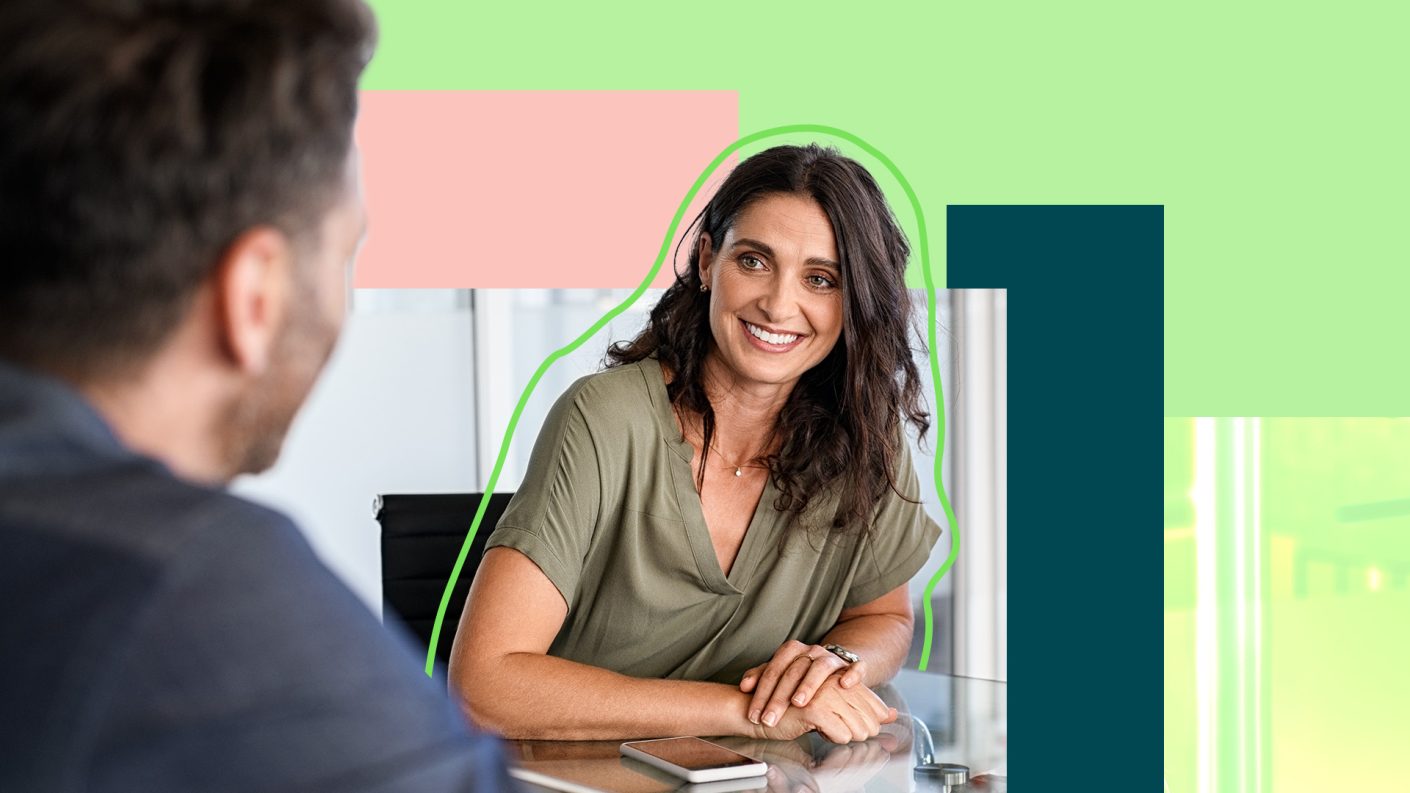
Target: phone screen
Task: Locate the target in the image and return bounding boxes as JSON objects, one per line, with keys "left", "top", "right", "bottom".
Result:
{"left": 628, "top": 738, "right": 757, "bottom": 771}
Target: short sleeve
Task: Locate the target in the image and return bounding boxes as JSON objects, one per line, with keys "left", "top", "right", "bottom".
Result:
{"left": 486, "top": 379, "right": 601, "bottom": 608}
{"left": 844, "top": 439, "right": 944, "bottom": 609}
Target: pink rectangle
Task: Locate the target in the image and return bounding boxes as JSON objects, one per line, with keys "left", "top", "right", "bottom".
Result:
{"left": 354, "top": 91, "right": 739, "bottom": 288}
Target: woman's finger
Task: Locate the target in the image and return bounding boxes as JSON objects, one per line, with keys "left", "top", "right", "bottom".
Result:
{"left": 814, "top": 709, "right": 854, "bottom": 745}
{"left": 840, "top": 698, "right": 880, "bottom": 742}
{"left": 839, "top": 659, "right": 867, "bottom": 689}
{"left": 739, "top": 664, "right": 766, "bottom": 693}
{"left": 849, "top": 682, "right": 891, "bottom": 724}
{"left": 790, "top": 652, "right": 846, "bottom": 707}
{"left": 761, "top": 655, "right": 815, "bottom": 727}
{"left": 748, "top": 643, "right": 808, "bottom": 723}
{"left": 867, "top": 692, "right": 893, "bottom": 724}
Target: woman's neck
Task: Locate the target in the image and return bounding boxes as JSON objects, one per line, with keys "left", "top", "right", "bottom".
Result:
{"left": 692, "top": 353, "right": 793, "bottom": 461}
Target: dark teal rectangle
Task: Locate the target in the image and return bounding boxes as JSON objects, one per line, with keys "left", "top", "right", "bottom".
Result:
{"left": 948, "top": 204, "right": 1163, "bottom": 786}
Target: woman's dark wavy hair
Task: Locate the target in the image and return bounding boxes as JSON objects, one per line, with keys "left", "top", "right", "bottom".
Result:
{"left": 607, "top": 143, "right": 929, "bottom": 538}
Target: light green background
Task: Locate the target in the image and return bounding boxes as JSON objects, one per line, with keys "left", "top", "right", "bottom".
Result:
{"left": 1166, "top": 419, "right": 1410, "bottom": 790}
{"left": 365, "top": 1, "right": 1410, "bottom": 415}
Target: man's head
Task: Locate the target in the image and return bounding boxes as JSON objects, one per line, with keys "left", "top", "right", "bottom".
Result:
{"left": 0, "top": 0, "right": 375, "bottom": 479}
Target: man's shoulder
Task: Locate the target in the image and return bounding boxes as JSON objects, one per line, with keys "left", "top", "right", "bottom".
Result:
{"left": 0, "top": 457, "right": 299, "bottom": 780}
{"left": 0, "top": 454, "right": 317, "bottom": 697}
{"left": 0, "top": 452, "right": 511, "bottom": 792}
{"left": 0, "top": 452, "right": 297, "bottom": 573}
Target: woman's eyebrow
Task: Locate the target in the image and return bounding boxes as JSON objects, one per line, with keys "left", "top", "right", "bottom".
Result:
{"left": 732, "top": 237, "right": 840, "bottom": 270}
{"left": 731, "top": 237, "right": 776, "bottom": 257}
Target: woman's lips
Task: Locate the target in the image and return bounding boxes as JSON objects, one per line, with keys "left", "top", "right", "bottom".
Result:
{"left": 740, "top": 318, "right": 805, "bottom": 352}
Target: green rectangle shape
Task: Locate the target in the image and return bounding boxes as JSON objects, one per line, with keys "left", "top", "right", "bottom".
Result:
{"left": 363, "top": 1, "right": 1410, "bottom": 414}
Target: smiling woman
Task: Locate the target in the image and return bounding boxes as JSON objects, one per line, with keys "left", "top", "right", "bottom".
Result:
{"left": 449, "top": 144, "right": 941, "bottom": 743}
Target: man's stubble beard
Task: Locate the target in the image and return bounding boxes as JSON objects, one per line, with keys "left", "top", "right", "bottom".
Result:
{"left": 218, "top": 276, "right": 340, "bottom": 479}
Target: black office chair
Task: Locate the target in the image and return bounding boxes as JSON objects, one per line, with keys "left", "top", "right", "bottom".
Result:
{"left": 376, "top": 492, "right": 513, "bottom": 667}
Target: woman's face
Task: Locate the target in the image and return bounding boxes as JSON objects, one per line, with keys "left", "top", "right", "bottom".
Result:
{"left": 699, "top": 192, "right": 844, "bottom": 394}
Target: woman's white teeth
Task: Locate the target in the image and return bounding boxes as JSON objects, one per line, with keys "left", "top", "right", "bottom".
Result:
{"left": 745, "top": 322, "right": 799, "bottom": 345}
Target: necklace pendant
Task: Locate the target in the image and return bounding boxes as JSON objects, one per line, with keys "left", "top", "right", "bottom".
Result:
{"left": 735, "top": 467, "right": 742, "bottom": 477}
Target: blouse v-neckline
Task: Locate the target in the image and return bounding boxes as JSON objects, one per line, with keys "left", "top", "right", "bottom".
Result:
{"left": 644, "top": 359, "right": 777, "bottom": 596}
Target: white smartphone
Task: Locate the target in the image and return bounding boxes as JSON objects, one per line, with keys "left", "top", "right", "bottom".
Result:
{"left": 619, "top": 737, "right": 768, "bottom": 784}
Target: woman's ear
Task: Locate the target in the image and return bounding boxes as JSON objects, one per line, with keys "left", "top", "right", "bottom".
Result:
{"left": 698, "top": 232, "right": 714, "bottom": 287}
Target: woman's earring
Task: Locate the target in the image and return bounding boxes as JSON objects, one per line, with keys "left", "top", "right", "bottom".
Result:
{"left": 700, "top": 283, "right": 709, "bottom": 293}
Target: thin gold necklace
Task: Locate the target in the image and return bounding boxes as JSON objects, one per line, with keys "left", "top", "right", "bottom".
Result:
{"left": 674, "top": 406, "right": 764, "bottom": 478}
{"left": 707, "top": 440, "right": 757, "bottom": 478}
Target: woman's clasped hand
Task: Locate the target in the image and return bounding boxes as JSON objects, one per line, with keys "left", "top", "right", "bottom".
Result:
{"left": 742, "top": 640, "right": 897, "bottom": 743}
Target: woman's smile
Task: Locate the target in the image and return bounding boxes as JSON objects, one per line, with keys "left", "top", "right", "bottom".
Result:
{"left": 739, "top": 318, "right": 807, "bottom": 351}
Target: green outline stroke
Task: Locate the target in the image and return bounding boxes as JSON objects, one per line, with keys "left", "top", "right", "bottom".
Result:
{"left": 424, "top": 124, "right": 959, "bottom": 677}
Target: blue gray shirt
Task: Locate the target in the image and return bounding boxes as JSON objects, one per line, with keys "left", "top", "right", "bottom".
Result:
{"left": 0, "top": 361, "right": 515, "bottom": 792}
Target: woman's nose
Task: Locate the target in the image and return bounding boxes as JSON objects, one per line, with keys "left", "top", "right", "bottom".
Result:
{"left": 756, "top": 273, "right": 801, "bottom": 323}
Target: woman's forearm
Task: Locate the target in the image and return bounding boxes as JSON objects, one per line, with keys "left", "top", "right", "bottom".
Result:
{"left": 821, "top": 612, "right": 914, "bottom": 687}
{"left": 457, "top": 650, "right": 760, "bottom": 741}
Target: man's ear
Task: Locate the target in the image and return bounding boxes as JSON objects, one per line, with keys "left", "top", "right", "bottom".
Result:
{"left": 212, "top": 227, "right": 294, "bottom": 376}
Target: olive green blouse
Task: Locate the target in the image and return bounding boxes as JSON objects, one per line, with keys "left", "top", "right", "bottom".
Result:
{"left": 485, "top": 358, "right": 942, "bottom": 684}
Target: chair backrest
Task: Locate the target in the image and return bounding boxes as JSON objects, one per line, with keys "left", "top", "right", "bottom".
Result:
{"left": 376, "top": 492, "right": 513, "bottom": 667}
